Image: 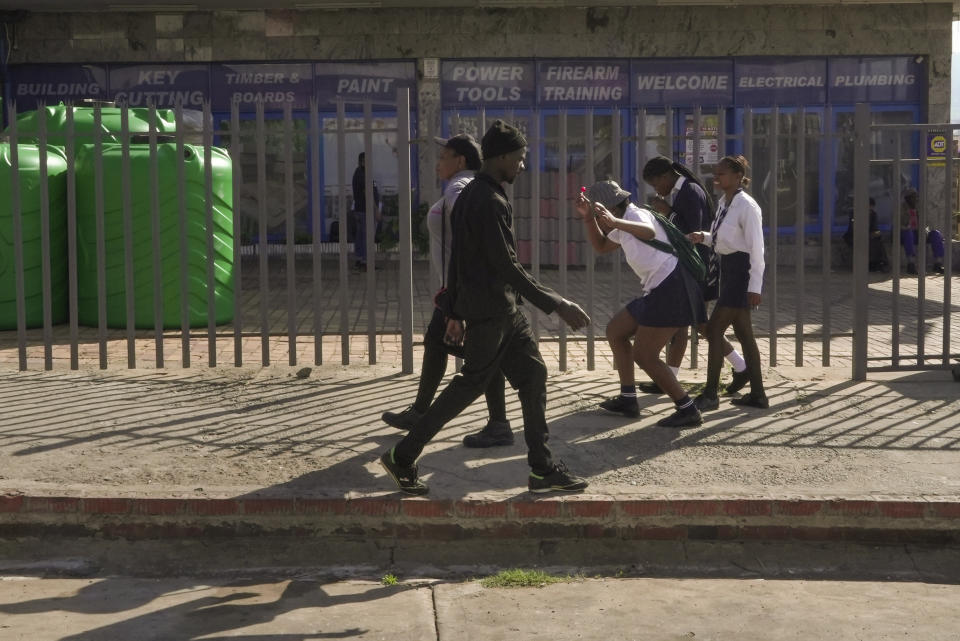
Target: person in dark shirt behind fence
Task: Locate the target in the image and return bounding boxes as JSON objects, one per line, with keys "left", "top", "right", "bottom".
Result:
{"left": 351, "top": 152, "right": 381, "bottom": 270}
{"left": 842, "top": 196, "right": 889, "bottom": 273}
{"left": 900, "top": 188, "right": 945, "bottom": 275}
{"left": 379, "top": 119, "right": 592, "bottom": 496}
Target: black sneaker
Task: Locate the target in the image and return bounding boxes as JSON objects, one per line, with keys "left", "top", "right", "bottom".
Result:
{"left": 656, "top": 407, "right": 703, "bottom": 428}
{"left": 724, "top": 368, "right": 750, "bottom": 395}
{"left": 379, "top": 449, "right": 428, "bottom": 496}
{"left": 730, "top": 392, "right": 769, "bottom": 409}
{"left": 463, "top": 420, "right": 514, "bottom": 448}
{"left": 637, "top": 381, "right": 663, "bottom": 394}
{"left": 382, "top": 406, "right": 423, "bottom": 431}
{"left": 933, "top": 263, "right": 945, "bottom": 275}
{"left": 693, "top": 393, "right": 719, "bottom": 411}
{"left": 528, "top": 461, "right": 588, "bottom": 493}
{"left": 598, "top": 395, "right": 640, "bottom": 418}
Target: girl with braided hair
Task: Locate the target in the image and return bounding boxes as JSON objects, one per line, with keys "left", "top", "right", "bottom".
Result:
{"left": 640, "top": 157, "right": 750, "bottom": 397}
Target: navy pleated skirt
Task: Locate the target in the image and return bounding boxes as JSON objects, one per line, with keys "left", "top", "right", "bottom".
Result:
{"left": 717, "top": 251, "right": 751, "bottom": 309}
{"left": 626, "top": 265, "right": 707, "bottom": 327}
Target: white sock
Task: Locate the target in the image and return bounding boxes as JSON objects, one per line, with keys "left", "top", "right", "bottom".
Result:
{"left": 726, "top": 350, "right": 747, "bottom": 372}
{"left": 669, "top": 365, "right": 680, "bottom": 377}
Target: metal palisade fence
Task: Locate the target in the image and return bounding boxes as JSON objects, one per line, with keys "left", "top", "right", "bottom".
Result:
{"left": 1, "top": 93, "right": 957, "bottom": 378}
{"left": 852, "top": 103, "right": 958, "bottom": 379}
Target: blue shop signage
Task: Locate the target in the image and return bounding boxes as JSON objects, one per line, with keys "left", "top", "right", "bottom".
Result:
{"left": 313, "top": 61, "right": 416, "bottom": 110}
{"left": 828, "top": 56, "right": 924, "bottom": 103}
{"left": 631, "top": 59, "right": 734, "bottom": 106}
{"left": 735, "top": 57, "right": 827, "bottom": 105}
{"left": 210, "top": 63, "right": 313, "bottom": 112}
{"left": 536, "top": 59, "right": 629, "bottom": 106}
{"left": 109, "top": 64, "right": 210, "bottom": 108}
{"left": 441, "top": 60, "right": 536, "bottom": 107}
{"left": 7, "top": 64, "right": 109, "bottom": 111}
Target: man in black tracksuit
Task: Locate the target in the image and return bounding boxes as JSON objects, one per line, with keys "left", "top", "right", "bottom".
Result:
{"left": 380, "top": 120, "right": 591, "bottom": 495}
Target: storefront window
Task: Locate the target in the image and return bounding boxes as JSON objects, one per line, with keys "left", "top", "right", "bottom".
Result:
{"left": 746, "top": 110, "right": 823, "bottom": 231}
{"left": 833, "top": 109, "right": 918, "bottom": 231}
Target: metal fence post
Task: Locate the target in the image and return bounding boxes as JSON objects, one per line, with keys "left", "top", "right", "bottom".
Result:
{"left": 397, "top": 88, "right": 415, "bottom": 374}
{"left": 66, "top": 105, "right": 79, "bottom": 370}
{"left": 363, "top": 101, "right": 376, "bottom": 365}
{"left": 230, "top": 100, "right": 243, "bottom": 367}
{"left": 284, "top": 101, "right": 297, "bottom": 366}
{"left": 852, "top": 102, "right": 870, "bottom": 381}
{"left": 558, "top": 108, "right": 568, "bottom": 371}
{"left": 255, "top": 100, "right": 270, "bottom": 366}
{"left": 148, "top": 100, "right": 164, "bottom": 368}
{"left": 309, "top": 97, "right": 323, "bottom": 366}
{"left": 585, "top": 108, "right": 595, "bottom": 371}
{"left": 94, "top": 106, "right": 108, "bottom": 369}
{"left": 7, "top": 102, "right": 27, "bottom": 371}
{"left": 174, "top": 100, "right": 189, "bottom": 368}
{"left": 336, "top": 98, "right": 350, "bottom": 365}
{"left": 768, "top": 105, "right": 779, "bottom": 367}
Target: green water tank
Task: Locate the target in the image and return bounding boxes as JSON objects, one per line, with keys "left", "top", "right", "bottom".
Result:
{"left": 10, "top": 104, "right": 181, "bottom": 147}
{"left": 0, "top": 145, "right": 69, "bottom": 330}
{"left": 75, "top": 143, "right": 235, "bottom": 329}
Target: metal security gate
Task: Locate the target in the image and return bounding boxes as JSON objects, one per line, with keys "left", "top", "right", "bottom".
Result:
{"left": 852, "top": 103, "right": 959, "bottom": 379}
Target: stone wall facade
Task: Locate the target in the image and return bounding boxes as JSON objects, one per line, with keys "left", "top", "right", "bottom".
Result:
{"left": 9, "top": 4, "right": 953, "bottom": 122}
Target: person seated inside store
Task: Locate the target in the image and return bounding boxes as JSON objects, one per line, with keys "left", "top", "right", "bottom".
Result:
{"left": 842, "top": 197, "right": 889, "bottom": 273}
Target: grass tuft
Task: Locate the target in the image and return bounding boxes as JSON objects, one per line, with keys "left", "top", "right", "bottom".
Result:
{"left": 381, "top": 573, "right": 399, "bottom": 586}
{"left": 480, "top": 568, "right": 574, "bottom": 588}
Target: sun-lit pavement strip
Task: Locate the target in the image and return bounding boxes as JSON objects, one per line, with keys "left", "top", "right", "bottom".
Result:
{"left": 1, "top": 575, "right": 960, "bottom": 641}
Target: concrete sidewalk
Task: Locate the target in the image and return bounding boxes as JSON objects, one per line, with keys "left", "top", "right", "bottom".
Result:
{"left": 1, "top": 358, "right": 958, "bottom": 500}
{"left": 3, "top": 574, "right": 960, "bottom": 641}
{"left": 1, "top": 350, "right": 959, "bottom": 571}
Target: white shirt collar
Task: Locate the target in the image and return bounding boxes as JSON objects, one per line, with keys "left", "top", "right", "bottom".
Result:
{"left": 670, "top": 175, "right": 686, "bottom": 196}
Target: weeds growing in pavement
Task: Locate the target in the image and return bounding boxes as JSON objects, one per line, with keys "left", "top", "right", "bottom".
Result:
{"left": 381, "top": 573, "right": 399, "bottom": 586}
{"left": 480, "top": 569, "right": 579, "bottom": 588}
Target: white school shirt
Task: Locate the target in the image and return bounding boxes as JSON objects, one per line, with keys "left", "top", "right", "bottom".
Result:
{"left": 666, "top": 175, "right": 685, "bottom": 208}
{"left": 606, "top": 203, "right": 678, "bottom": 295}
{"left": 427, "top": 170, "right": 474, "bottom": 289}
{"left": 701, "top": 189, "right": 766, "bottom": 295}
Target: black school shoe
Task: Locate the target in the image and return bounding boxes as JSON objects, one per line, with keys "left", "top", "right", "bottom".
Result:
{"left": 379, "top": 449, "right": 429, "bottom": 496}
{"left": 730, "top": 392, "right": 769, "bottom": 409}
{"left": 382, "top": 405, "right": 423, "bottom": 431}
{"left": 656, "top": 406, "right": 703, "bottom": 428}
{"left": 724, "top": 368, "right": 751, "bottom": 395}
{"left": 528, "top": 461, "right": 588, "bottom": 493}
{"left": 637, "top": 381, "right": 664, "bottom": 394}
{"left": 598, "top": 395, "right": 640, "bottom": 418}
{"left": 693, "top": 393, "right": 719, "bottom": 411}
{"left": 463, "top": 420, "right": 515, "bottom": 448}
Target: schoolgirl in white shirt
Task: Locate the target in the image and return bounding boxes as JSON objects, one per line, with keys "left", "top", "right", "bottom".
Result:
{"left": 576, "top": 180, "right": 707, "bottom": 429}
{"left": 689, "top": 155, "right": 768, "bottom": 409}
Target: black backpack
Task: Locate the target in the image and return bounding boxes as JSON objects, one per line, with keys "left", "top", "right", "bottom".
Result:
{"left": 638, "top": 208, "right": 707, "bottom": 283}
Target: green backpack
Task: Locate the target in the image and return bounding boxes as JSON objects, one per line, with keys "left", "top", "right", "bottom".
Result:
{"left": 638, "top": 208, "right": 707, "bottom": 283}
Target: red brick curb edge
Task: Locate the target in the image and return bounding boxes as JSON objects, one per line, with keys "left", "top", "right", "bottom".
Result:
{"left": 1, "top": 495, "right": 958, "bottom": 544}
